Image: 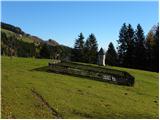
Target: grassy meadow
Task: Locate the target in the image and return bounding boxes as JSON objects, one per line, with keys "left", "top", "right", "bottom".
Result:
{"left": 1, "top": 56, "right": 159, "bottom": 118}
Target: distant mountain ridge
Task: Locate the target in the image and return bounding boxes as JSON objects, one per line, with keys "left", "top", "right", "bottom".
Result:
{"left": 0, "top": 22, "right": 59, "bottom": 47}
{"left": 1, "top": 22, "right": 72, "bottom": 60}
{"left": 1, "top": 22, "right": 25, "bottom": 35}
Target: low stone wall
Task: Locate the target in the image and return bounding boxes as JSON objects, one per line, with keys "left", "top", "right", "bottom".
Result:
{"left": 48, "top": 62, "right": 135, "bottom": 86}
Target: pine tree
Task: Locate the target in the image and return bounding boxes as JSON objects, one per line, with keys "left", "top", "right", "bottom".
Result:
{"left": 117, "top": 23, "right": 128, "bottom": 66}
{"left": 74, "top": 32, "right": 85, "bottom": 49}
{"left": 84, "top": 33, "right": 98, "bottom": 63}
{"left": 117, "top": 23, "right": 135, "bottom": 68}
{"left": 153, "top": 24, "right": 159, "bottom": 72}
{"left": 106, "top": 42, "right": 118, "bottom": 66}
{"left": 134, "top": 24, "right": 146, "bottom": 69}
{"left": 72, "top": 32, "right": 85, "bottom": 62}
{"left": 124, "top": 24, "right": 135, "bottom": 68}
{"left": 39, "top": 43, "right": 50, "bottom": 59}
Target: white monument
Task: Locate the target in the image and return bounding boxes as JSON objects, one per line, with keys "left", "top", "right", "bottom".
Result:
{"left": 97, "top": 48, "right": 105, "bottom": 66}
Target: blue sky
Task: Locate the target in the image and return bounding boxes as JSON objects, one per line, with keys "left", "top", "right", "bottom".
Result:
{"left": 1, "top": 1, "right": 158, "bottom": 50}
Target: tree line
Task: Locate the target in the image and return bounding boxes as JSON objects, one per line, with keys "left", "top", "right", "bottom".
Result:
{"left": 1, "top": 22, "right": 158, "bottom": 72}
{"left": 1, "top": 32, "right": 71, "bottom": 60}
{"left": 1, "top": 32, "right": 35, "bottom": 57}
{"left": 71, "top": 23, "right": 159, "bottom": 72}
{"left": 116, "top": 23, "right": 159, "bottom": 72}
{"left": 71, "top": 33, "right": 98, "bottom": 64}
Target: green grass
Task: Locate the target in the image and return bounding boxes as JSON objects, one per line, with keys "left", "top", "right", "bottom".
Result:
{"left": 1, "top": 28, "right": 35, "bottom": 43}
{"left": 1, "top": 56, "right": 159, "bottom": 118}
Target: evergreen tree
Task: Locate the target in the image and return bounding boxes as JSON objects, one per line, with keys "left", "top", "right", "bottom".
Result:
{"left": 124, "top": 24, "right": 135, "bottom": 68}
{"left": 153, "top": 24, "right": 159, "bottom": 72}
{"left": 106, "top": 42, "right": 118, "bottom": 66}
{"left": 84, "top": 39, "right": 90, "bottom": 62}
{"left": 117, "top": 23, "right": 128, "bottom": 66}
{"left": 39, "top": 43, "right": 50, "bottom": 59}
{"left": 74, "top": 32, "right": 85, "bottom": 49}
{"left": 117, "top": 23, "right": 135, "bottom": 68}
{"left": 84, "top": 33, "right": 98, "bottom": 63}
{"left": 72, "top": 32, "right": 85, "bottom": 62}
{"left": 134, "top": 24, "right": 146, "bottom": 69}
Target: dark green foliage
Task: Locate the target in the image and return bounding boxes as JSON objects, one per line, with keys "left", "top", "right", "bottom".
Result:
{"left": 84, "top": 33, "right": 98, "bottom": 63}
{"left": 117, "top": 23, "right": 159, "bottom": 72}
{"left": 1, "top": 22, "right": 158, "bottom": 72}
{"left": 1, "top": 22, "right": 25, "bottom": 35}
{"left": 153, "top": 24, "right": 159, "bottom": 72}
{"left": 72, "top": 33, "right": 98, "bottom": 64}
{"left": 134, "top": 24, "right": 146, "bottom": 69}
{"left": 1, "top": 32, "right": 36, "bottom": 57}
{"left": 16, "top": 40, "right": 35, "bottom": 57}
{"left": 39, "top": 43, "right": 50, "bottom": 59}
{"left": 117, "top": 23, "right": 135, "bottom": 67}
{"left": 39, "top": 43, "right": 62, "bottom": 59}
{"left": 1, "top": 30, "right": 71, "bottom": 60}
{"left": 74, "top": 32, "right": 85, "bottom": 49}
{"left": 60, "top": 45, "right": 72, "bottom": 61}
{"left": 1, "top": 32, "right": 8, "bottom": 55}
{"left": 1, "top": 24, "right": 72, "bottom": 60}
{"left": 106, "top": 42, "right": 118, "bottom": 66}
{"left": 39, "top": 44, "right": 71, "bottom": 60}
{"left": 72, "top": 33, "right": 85, "bottom": 62}
{"left": 123, "top": 24, "right": 135, "bottom": 68}
{"left": 117, "top": 23, "right": 128, "bottom": 65}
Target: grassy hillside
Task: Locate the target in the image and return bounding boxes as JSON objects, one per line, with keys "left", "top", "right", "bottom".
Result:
{"left": 1, "top": 56, "right": 159, "bottom": 118}
{"left": 1, "top": 28, "right": 58, "bottom": 46}
{"left": 1, "top": 28, "right": 36, "bottom": 43}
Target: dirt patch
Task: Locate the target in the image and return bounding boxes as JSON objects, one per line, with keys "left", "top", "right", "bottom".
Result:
{"left": 31, "top": 88, "right": 63, "bottom": 119}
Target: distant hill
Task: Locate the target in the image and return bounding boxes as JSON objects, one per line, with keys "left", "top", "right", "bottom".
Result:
{"left": 1, "top": 22, "right": 59, "bottom": 47}
{"left": 45, "top": 39, "right": 59, "bottom": 46}
{"left": 1, "top": 22, "right": 72, "bottom": 59}
{"left": 1, "top": 22, "right": 25, "bottom": 35}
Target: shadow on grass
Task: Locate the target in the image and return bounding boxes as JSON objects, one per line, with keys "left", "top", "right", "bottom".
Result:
{"left": 31, "top": 66, "right": 50, "bottom": 72}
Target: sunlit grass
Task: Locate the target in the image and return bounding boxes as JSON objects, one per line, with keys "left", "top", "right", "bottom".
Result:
{"left": 1, "top": 56, "right": 158, "bottom": 118}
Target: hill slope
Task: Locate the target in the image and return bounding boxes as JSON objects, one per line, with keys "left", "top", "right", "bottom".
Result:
{"left": 1, "top": 56, "right": 158, "bottom": 118}
{"left": 1, "top": 22, "right": 72, "bottom": 59}
{"left": 1, "top": 22, "right": 59, "bottom": 46}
